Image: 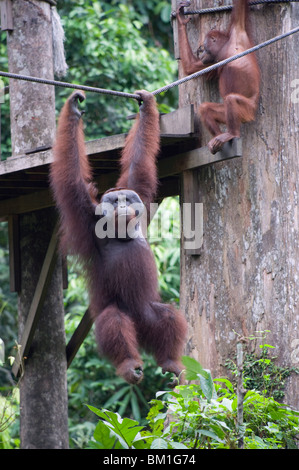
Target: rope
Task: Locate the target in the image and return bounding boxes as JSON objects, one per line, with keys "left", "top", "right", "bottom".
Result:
{"left": 0, "top": 71, "right": 140, "bottom": 101}
{"left": 175, "top": 0, "right": 299, "bottom": 16}
{"left": 0, "top": 26, "right": 298, "bottom": 101}
{"left": 152, "top": 26, "right": 299, "bottom": 96}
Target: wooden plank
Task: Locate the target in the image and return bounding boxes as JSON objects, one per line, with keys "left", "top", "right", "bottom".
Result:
{"left": 159, "top": 138, "right": 242, "bottom": 178}
{"left": 0, "top": 106, "right": 195, "bottom": 176}
{"left": 160, "top": 105, "right": 194, "bottom": 136}
{"left": 0, "top": 149, "right": 53, "bottom": 176}
{"left": 12, "top": 222, "right": 59, "bottom": 377}
{"left": 85, "top": 134, "right": 125, "bottom": 157}
{"left": 8, "top": 214, "right": 21, "bottom": 292}
{"left": 0, "top": 0, "right": 13, "bottom": 31}
{"left": 0, "top": 139, "right": 241, "bottom": 216}
{"left": 66, "top": 309, "right": 94, "bottom": 368}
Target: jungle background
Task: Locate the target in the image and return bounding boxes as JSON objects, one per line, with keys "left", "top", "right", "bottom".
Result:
{"left": 1, "top": 0, "right": 298, "bottom": 450}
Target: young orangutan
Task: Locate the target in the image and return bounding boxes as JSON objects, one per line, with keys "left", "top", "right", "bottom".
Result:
{"left": 177, "top": 0, "right": 260, "bottom": 154}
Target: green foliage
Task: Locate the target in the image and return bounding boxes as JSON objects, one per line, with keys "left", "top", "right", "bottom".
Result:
{"left": 87, "top": 356, "right": 299, "bottom": 450}
{"left": 0, "top": 1, "right": 177, "bottom": 158}
{"left": 149, "top": 197, "right": 180, "bottom": 304}
{"left": 0, "top": 389, "right": 20, "bottom": 449}
{"left": 56, "top": 0, "right": 177, "bottom": 139}
{"left": 225, "top": 337, "right": 299, "bottom": 401}
{"left": 87, "top": 406, "right": 144, "bottom": 449}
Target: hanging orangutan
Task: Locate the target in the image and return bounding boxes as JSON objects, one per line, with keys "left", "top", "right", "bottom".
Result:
{"left": 177, "top": 0, "right": 260, "bottom": 154}
{"left": 50, "top": 90, "right": 187, "bottom": 385}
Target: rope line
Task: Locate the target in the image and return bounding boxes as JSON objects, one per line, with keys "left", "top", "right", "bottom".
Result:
{"left": 0, "top": 26, "right": 298, "bottom": 100}
{"left": 0, "top": 71, "right": 140, "bottom": 101}
{"left": 177, "top": 0, "right": 299, "bottom": 16}
{"left": 152, "top": 26, "right": 299, "bottom": 95}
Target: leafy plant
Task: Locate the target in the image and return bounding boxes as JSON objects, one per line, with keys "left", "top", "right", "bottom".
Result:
{"left": 87, "top": 356, "right": 299, "bottom": 449}
{"left": 225, "top": 333, "right": 299, "bottom": 401}
{"left": 0, "top": 388, "right": 20, "bottom": 449}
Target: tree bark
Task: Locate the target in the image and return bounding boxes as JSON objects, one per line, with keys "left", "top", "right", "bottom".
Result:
{"left": 178, "top": 1, "right": 299, "bottom": 408}
{"left": 7, "top": 0, "right": 55, "bottom": 156}
{"left": 7, "top": 0, "right": 69, "bottom": 448}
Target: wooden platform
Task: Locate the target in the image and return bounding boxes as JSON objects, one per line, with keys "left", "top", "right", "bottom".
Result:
{"left": 0, "top": 105, "right": 242, "bottom": 218}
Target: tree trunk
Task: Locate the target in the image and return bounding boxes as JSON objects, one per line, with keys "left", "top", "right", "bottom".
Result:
{"left": 178, "top": 0, "right": 299, "bottom": 408}
{"left": 7, "top": 0, "right": 69, "bottom": 448}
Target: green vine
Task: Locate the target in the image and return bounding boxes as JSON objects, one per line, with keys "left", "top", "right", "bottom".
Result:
{"left": 225, "top": 332, "right": 299, "bottom": 401}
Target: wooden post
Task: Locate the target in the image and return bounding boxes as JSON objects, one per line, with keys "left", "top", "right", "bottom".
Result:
{"left": 7, "top": 0, "right": 69, "bottom": 448}
{"left": 8, "top": 214, "right": 20, "bottom": 292}
{"left": 177, "top": 0, "right": 299, "bottom": 409}
{"left": 0, "top": 0, "right": 13, "bottom": 31}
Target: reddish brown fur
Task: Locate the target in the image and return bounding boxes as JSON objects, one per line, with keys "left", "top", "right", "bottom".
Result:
{"left": 50, "top": 90, "right": 187, "bottom": 385}
{"left": 177, "top": 0, "right": 260, "bottom": 154}
{"left": 117, "top": 100, "right": 160, "bottom": 213}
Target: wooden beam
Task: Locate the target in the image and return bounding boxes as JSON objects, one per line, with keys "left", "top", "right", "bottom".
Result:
{"left": 0, "top": 149, "right": 53, "bottom": 176}
{"left": 12, "top": 222, "right": 59, "bottom": 377}
{"left": 8, "top": 214, "right": 20, "bottom": 292}
{"left": 0, "top": 139, "right": 242, "bottom": 216}
{"left": 160, "top": 104, "right": 194, "bottom": 136}
{"left": 66, "top": 309, "right": 94, "bottom": 368}
{"left": 0, "top": 105, "right": 195, "bottom": 176}
{"left": 159, "top": 138, "right": 242, "bottom": 178}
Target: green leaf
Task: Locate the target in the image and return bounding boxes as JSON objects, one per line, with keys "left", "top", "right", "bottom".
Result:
{"left": 197, "top": 429, "right": 225, "bottom": 443}
{"left": 130, "top": 392, "right": 141, "bottom": 423}
{"left": 93, "top": 420, "right": 119, "bottom": 449}
{"left": 117, "top": 391, "right": 130, "bottom": 417}
{"left": 199, "top": 370, "right": 215, "bottom": 402}
{"left": 169, "top": 440, "right": 188, "bottom": 449}
{"left": 231, "top": 396, "right": 238, "bottom": 411}
{"left": 214, "top": 377, "right": 235, "bottom": 393}
{"left": 182, "top": 356, "right": 209, "bottom": 381}
{"left": 151, "top": 438, "right": 168, "bottom": 449}
{"left": 87, "top": 407, "right": 144, "bottom": 448}
{"left": 103, "top": 385, "right": 131, "bottom": 408}
{"left": 132, "top": 436, "right": 153, "bottom": 449}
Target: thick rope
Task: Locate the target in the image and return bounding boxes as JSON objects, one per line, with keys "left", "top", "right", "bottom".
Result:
{"left": 0, "top": 71, "right": 140, "bottom": 101}
{"left": 175, "top": 0, "right": 299, "bottom": 16}
{"left": 0, "top": 26, "right": 298, "bottom": 100}
{"left": 152, "top": 26, "right": 299, "bottom": 96}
